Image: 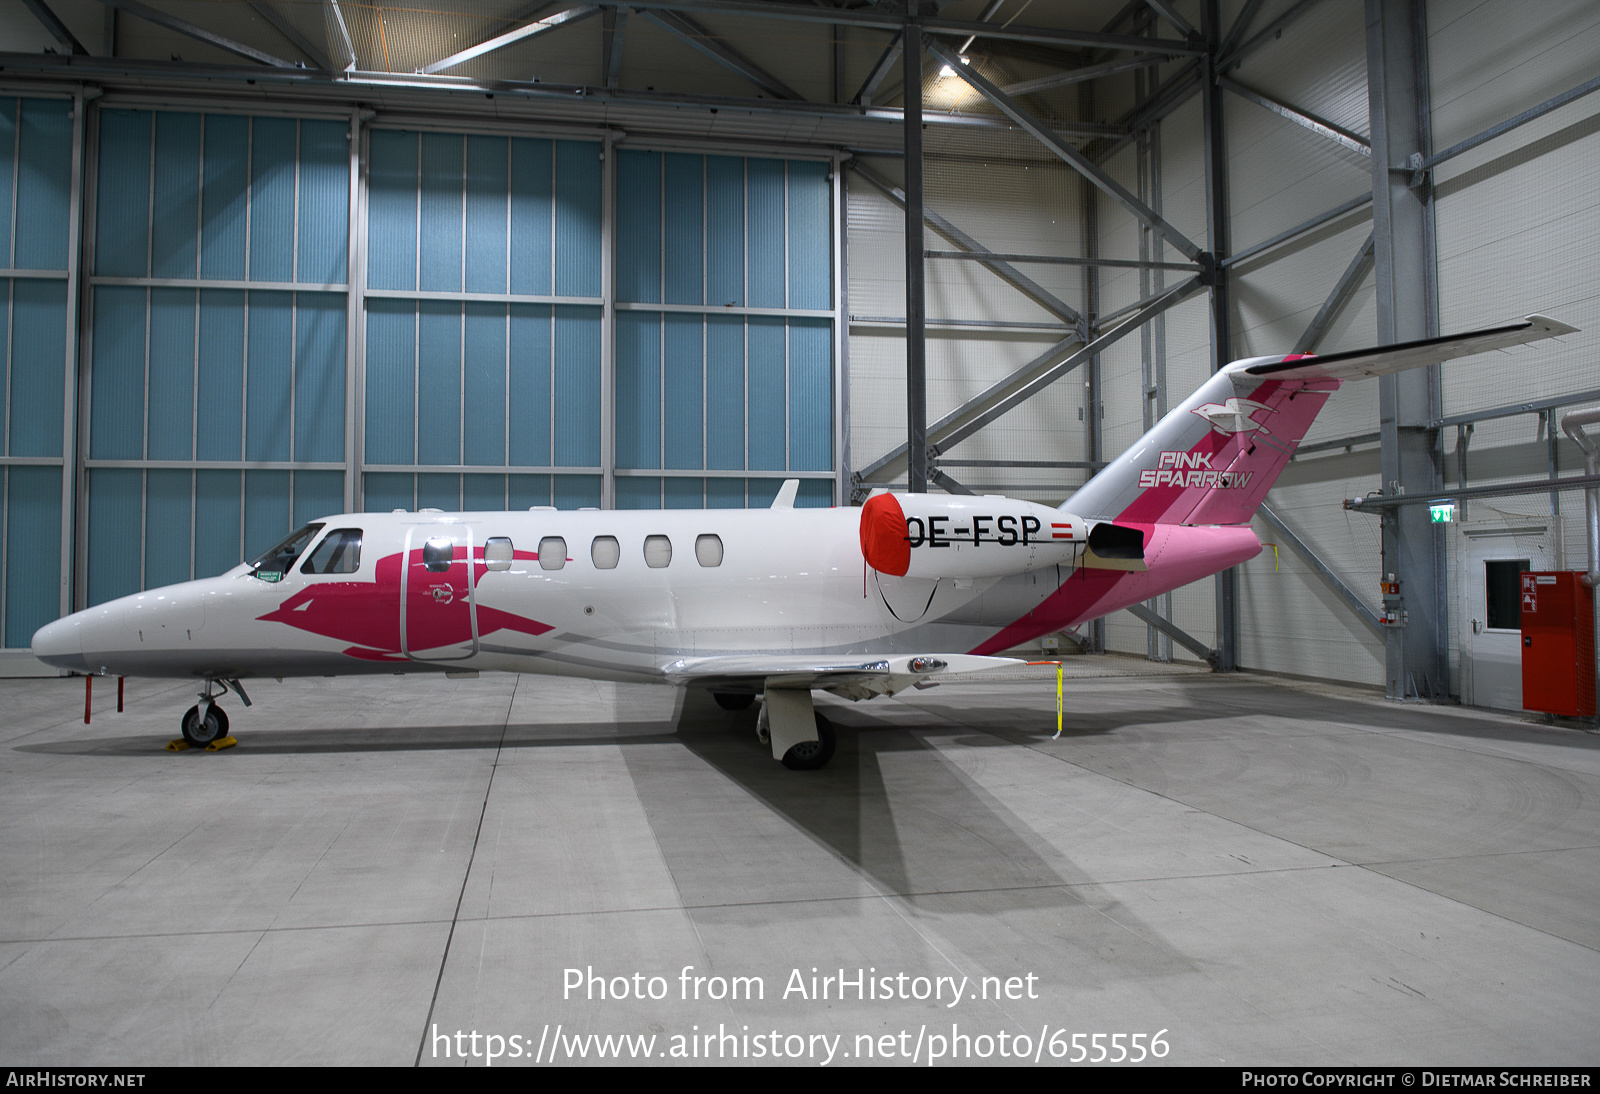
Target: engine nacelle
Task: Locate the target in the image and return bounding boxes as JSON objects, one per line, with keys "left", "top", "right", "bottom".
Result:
{"left": 859, "top": 492, "right": 1087, "bottom": 579}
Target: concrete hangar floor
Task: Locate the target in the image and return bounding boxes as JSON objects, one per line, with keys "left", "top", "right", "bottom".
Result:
{"left": 0, "top": 659, "right": 1595, "bottom": 1067}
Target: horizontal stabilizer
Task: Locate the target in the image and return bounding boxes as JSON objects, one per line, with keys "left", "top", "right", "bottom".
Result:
{"left": 1239, "top": 314, "right": 1577, "bottom": 381}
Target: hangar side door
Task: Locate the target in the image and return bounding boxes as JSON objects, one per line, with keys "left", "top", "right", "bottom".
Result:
{"left": 401, "top": 524, "right": 478, "bottom": 662}
{"left": 1459, "top": 522, "right": 1557, "bottom": 710}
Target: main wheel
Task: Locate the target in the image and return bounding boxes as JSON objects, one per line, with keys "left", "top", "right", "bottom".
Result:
{"left": 181, "top": 704, "right": 229, "bottom": 746}
{"left": 713, "top": 692, "right": 755, "bottom": 711}
{"left": 781, "top": 713, "right": 837, "bottom": 771}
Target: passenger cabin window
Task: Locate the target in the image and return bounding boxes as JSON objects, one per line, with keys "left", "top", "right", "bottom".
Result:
{"left": 249, "top": 524, "right": 324, "bottom": 582}
{"left": 301, "top": 529, "right": 363, "bottom": 574}
{"left": 538, "top": 537, "right": 567, "bottom": 571}
{"left": 422, "top": 537, "right": 454, "bottom": 573}
{"left": 644, "top": 535, "right": 672, "bottom": 568}
{"left": 484, "top": 537, "right": 514, "bottom": 571}
{"left": 591, "top": 536, "right": 620, "bottom": 569}
{"left": 695, "top": 534, "right": 724, "bottom": 567}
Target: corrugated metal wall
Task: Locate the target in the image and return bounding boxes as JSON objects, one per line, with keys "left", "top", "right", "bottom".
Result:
{"left": 0, "top": 96, "right": 71, "bottom": 650}
{"left": 7, "top": 103, "right": 839, "bottom": 643}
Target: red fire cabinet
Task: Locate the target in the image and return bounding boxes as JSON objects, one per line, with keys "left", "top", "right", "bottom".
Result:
{"left": 1520, "top": 571, "right": 1596, "bottom": 718}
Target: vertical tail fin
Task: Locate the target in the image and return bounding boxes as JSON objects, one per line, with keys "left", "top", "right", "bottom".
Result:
{"left": 1064, "top": 362, "right": 1339, "bottom": 526}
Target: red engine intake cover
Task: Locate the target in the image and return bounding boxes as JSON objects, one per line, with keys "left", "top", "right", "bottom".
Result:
{"left": 859, "top": 493, "right": 911, "bottom": 576}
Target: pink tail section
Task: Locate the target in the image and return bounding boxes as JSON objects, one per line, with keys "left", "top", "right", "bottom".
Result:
{"left": 1063, "top": 366, "right": 1341, "bottom": 528}
{"left": 971, "top": 524, "right": 1262, "bottom": 654}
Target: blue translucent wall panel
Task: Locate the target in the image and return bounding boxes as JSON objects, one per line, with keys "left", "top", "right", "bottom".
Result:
{"left": 88, "top": 468, "right": 142, "bottom": 605}
{"left": 417, "top": 472, "right": 460, "bottom": 510}
{"left": 553, "top": 475, "right": 600, "bottom": 509}
{"left": 746, "top": 318, "right": 785, "bottom": 471}
{"left": 746, "top": 478, "right": 783, "bottom": 508}
{"left": 463, "top": 303, "right": 506, "bottom": 465}
{"left": 200, "top": 114, "right": 249, "bottom": 281}
{"left": 9, "top": 279, "right": 66, "bottom": 457}
{"left": 196, "top": 289, "right": 245, "bottom": 460}
{"left": 89, "top": 286, "right": 147, "bottom": 459}
{"left": 297, "top": 120, "right": 349, "bottom": 284}
{"left": 663, "top": 153, "right": 703, "bottom": 306}
{"left": 614, "top": 310, "right": 659, "bottom": 469}
{"left": 15, "top": 99, "right": 72, "bottom": 271}
{"left": 364, "top": 298, "right": 415, "bottom": 464}
{"left": 704, "top": 314, "right": 744, "bottom": 470}
{"left": 465, "top": 136, "right": 508, "bottom": 295}
{"left": 5, "top": 467, "right": 61, "bottom": 647}
{"left": 796, "top": 479, "right": 833, "bottom": 507}
{"left": 746, "top": 158, "right": 785, "bottom": 309}
{"left": 616, "top": 150, "right": 661, "bottom": 304}
{"left": 367, "top": 129, "right": 418, "bottom": 291}
{"left": 464, "top": 472, "right": 505, "bottom": 510}
{"left": 294, "top": 293, "right": 345, "bottom": 461}
{"left": 554, "top": 140, "right": 601, "bottom": 298}
{"left": 706, "top": 479, "right": 744, "bottom": 508}
{"left": 144, "top": 469, "right": 192, "bottom": 589}
{"left": 616, "top": 477, "right": 660, "bottom": 509}
{"left": 553, "top": 306, "right": 600, "bottom": 466}
{"left": 249, "top": 117, "right": 297, "bottom": 283}
{"left": 507, "top": 304, "right": 550, "bottom": 466}
{"left": 663, "top": 478, "right": 702, "bottom": 509}
{"left": 705, "top": 156, "right": 744, "bottom": 307}
{"left": 662, "top": 313, "right": 702, "bottom": 469}
{"left": 509, "top": 138, "right": 552, "bottom": 297}
{"left": 363, "top": 472, "right": 412, "bottom": 512}
{"left": 417, "top": 301, "right": 462, "bottom": 464}
{"left": 294, "top": 470, "right": 344, "bottom": 525}
{"left": 243, "top": 469, "right": 291, "bottom": 559}
{"left": 788, "top": 319, "right": 831, "bottom": 471}
{"left": 419, "top": 132, "right": 463, "bottom": 293}
{"left": 145, "top": 288, "right": 196, "bottom": 460}
{"left": 95, "top": 110, "right": 151, "bottom": 277}
{"left": 787, "top": 160, "right": 830, "bottom": 310}
{"left": 0, "top": 101, "right": 13, "bottom": 265}
{"left": 150, "top": 112, "right": 200, "bottom": 279}
{"left": 194, "top": 469, "right": 241, "bottom": 577}
{"left": 507, "top": 473, "right": 551, "bottom": 509}
{"left": 245, "top": 291, "right": 292, "bottom": 461}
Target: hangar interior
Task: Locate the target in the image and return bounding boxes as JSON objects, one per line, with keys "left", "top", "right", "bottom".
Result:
{"left": 1, "top": 0, "right": 1598, "bottom": 1068}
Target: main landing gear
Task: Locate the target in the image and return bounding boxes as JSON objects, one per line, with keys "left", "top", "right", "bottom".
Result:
{"left": 755, "top": 695, "right": 837, "bottom": 770}
{"left": 178, "top": 678, "right": 250, "bottom": 748}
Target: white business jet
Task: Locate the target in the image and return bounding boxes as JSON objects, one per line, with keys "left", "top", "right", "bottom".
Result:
{"left": 32, "top": 316, "right": 1576, "bottom": 768}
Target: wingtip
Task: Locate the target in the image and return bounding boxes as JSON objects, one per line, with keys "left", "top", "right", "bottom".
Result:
{"left": 1525, "top": 314, "right": 1580, "bottom": 337}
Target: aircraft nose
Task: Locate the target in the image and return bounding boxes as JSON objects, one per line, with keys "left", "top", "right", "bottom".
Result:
{"left": 32, "top": 614, "right": 89, "bottom": 673}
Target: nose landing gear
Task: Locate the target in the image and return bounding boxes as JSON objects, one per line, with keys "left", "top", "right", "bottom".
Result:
{"left": 175, "top": 678, "right": 249, "bottom": 749}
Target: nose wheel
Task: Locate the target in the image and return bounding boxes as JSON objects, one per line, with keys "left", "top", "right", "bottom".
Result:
{"left": 181, "top": 702, "right": 230, "bottom": 746}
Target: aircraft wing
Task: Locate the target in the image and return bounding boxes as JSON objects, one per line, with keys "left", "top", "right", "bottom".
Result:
{"left": 660, "top": 653, "right": 1022, "bottom": 692}
{"left": 1238, "top": 314, "right": 1577, "bottom": 381}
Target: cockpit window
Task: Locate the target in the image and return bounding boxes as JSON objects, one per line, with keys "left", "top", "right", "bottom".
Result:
{"left": 301, "top": 528, "right": 363, "bottom": 575}
{"left": 249, "top": 524, "right": 324, "bottom": 582}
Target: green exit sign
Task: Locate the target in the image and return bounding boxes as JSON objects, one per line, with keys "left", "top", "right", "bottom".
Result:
{"left": 1429, "top": 502, "right": 1456, "bottom": 523}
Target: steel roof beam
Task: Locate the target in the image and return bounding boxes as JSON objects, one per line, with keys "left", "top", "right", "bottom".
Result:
{"left": 1217, "top": 0, "right": 1325, "bottom": 71}
{"left": 926, "top": 37, "right": 1204, "bottom": 261}
{"left": 851, "top": 30, "right": 901, "bottom": 106}
{"left": 323, "top": 0, "right": 356, "bottom": 71}
{"left": 602, "top": 5, "right": 628, "bottom": 88}
{"left": 1001, "top": 54, "right": 1166, "bottom": 96}
{"left": 422, "top": 5, "right": 602, "bottom": 75}
{"left": 1219, "top": 75, "right": 1369, "bottom": 157}
{"left": 851, "top": 160, "right": 1083, "bottom": 327}
{"left": 19, "top": 0, "right": 88, "bottom": 55}
{"left": 1292, "top": 231, "right": 1374, "bottom": 354}
{"left": 1215, "top": 0, "right": 1267, "bottom": 60}
{"left": 1142, "top": 0, "right": 1197, "bottom": 40}
{"left": 639, "top": 7, "right": 801, "bottom": 100}
{"left": 90, "top": 0, "right": 297, "bottom": 66}
{"left": 247, "top": 2, "right": 333, "bottom": 71}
